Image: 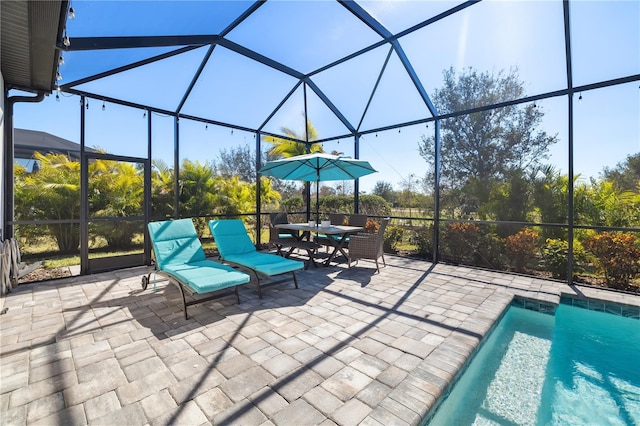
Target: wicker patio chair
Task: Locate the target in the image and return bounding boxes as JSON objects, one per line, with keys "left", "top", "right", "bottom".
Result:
{"left": 269, "top": 212, "right": 295, "bottom": 253}
{"left": 347, "top": 214, "right": 368, "bottom": 227}
{"left": 348, "top": 218, "right": 389, "bottom": 273}
{"left": 329, "top": 213, "right": 347, "bottom": 226}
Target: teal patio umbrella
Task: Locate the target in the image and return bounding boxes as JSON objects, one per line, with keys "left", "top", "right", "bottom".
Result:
{"left": 259, "top": 152, "right": 377, "bottom": 223}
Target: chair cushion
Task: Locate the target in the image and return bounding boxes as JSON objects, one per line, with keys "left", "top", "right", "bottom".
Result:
{"left": 224, "top": 252, "right": 303, "bottom": 276}
{"left": 209, "top": 220, "right": 257, "bottom": 257}
{"left": 163, "top": 260, "right": 250, "bottom": 294}
{"left": 148, "top": 219, "right": 206, "bottom": 270}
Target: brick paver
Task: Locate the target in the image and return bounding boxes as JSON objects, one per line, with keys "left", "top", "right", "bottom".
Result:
{"left": 1, "top": 256, "right": 638, "bottom": 425}
{"left": 332, "top": 398, "right": 372, "bottom": 425}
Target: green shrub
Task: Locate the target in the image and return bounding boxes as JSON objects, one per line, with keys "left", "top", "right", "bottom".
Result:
{"left": 504, "top": 228, "right": 540, "bottom": 272}
{"left": 541, "top": 238, "right": 587, "bottom": 280}
{"left": 441, "top": 222, "right": 480, "bottom": 264}
{"left": 318, "top": 194, "right": 391, "bottom": 217}
{"left": 383, "top": 225, "right": 405, "bottom": 253}
{"left": 91, "top": 222, "right": 141, "bottom": 249}
{"left": 320, "top": 195, "right": 354, "bottom": 213}
{"left": 358, "top": 194, "right": 392, "bottom": 216}
{"left": 474, "top": 232, "right": 505, "bottom": 269}
{"left": 542, "top": 238, "right": 569, "bottom": 279}
{"left": 281, "top": 196, "right": 303, "bottom": 212}
{"left": 409, "top": 226, "right": 432, "bottom": 257}
{"left": 584, "top": 232, "right": 640, "bottom": 290}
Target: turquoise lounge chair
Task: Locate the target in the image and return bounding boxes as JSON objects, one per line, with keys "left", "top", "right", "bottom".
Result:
{"left": 209, "top": 219, "right": 304, "bottom": 298}
{"left": 144, "top": 219, "right": 251, "bottom": 319}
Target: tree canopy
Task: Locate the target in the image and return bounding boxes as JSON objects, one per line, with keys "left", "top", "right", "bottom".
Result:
{"left": 419, "top": 67, "right": 558, "bottom": 217}
{"left": 215, "top": 144, "right": 260, "bottom": 183}
{"left": 602, "top": 153, "right": 640, "bottom": 192}
{"left": 372, "top": 181, "right": 394, "bottom": 202}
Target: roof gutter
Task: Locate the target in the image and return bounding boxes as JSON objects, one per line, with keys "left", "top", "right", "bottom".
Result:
{"left": 3, "top": 90, "right": 46, "bottom": 239}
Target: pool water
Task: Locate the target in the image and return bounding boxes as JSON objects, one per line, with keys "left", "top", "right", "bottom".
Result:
{"left": 426, "top": 304, "right": 640, "bottom": 425}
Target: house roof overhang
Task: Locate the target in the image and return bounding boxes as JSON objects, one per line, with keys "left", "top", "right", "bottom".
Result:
{"left": 1, "top": 0, "right": 68, "bottom": 93}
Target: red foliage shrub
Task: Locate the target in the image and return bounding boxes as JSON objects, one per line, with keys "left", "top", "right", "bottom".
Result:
{"left": 365, "top": 219, "right": 380, "bottom": 234}
{"left": 442, "top": 222, "right": 480, "bottom": 264}
{"left": 584, "top": 232, "right": 640, "bottom": 290}
{"left": 505, "top": 228, "right": 540, "bottom": 272}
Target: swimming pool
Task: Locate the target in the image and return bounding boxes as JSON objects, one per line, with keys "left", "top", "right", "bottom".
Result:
{"left": 425, "top": 302, "right": 640, "bottom": 425}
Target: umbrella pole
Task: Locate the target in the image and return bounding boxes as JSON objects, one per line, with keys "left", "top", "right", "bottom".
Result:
{"left": 315, "top": 177, "right": 320, "bottom": 224}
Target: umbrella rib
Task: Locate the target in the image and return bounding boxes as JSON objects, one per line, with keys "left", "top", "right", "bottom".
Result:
{"left": 335, "top": 161, "right": 373, "bottom": 180}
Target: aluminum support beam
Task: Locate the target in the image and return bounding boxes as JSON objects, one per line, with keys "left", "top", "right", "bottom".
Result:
{"left": 258, "top": 81, "right": 303, "bottom": 132}
{"left": 433, "top": 120, "right": 441, "bottom": 263}
{"left": 339, "top": 1, "right": 393, "bottom": 40}
{"left": 305, "top": 79, "right": 356, "bottom": 135}
{"left": 255, "top": 131, "right": 262, "bottom": 246}
{"left": 219, "top": 1, "right": 265, "bottom": 38}
{"left": 319, "top": 1, "right": 480, "bottom": 79}
{"left": 217, "top": 38, "right": 304, "bottom": 80}
{"left": 357, "top": 47, "right": 393, "bottom": 132}
{"left": 338, "top": 1, "right": 437, "bottom": 117}
{"left": 176, "top": 45, "right": 216, "bottom": 114}
{"left": 563, "top": 0, "right": 575, "bottom": 284}
{"left": 395, "top": 1, "right": 482, "bottom": 40}
{"left": 61, "top": 46, "right": 202, "bottom": 89}
{"left": 144, "top": 109, "right": 152, "bottom": 264}
{"left": 354, "top": 134, "right": 360, "bottom": 213}
{"left": 80, "top": 96, "right": 88, "bottom": 274}
{"left": 174, "top": 117, "right": 180, "bottom": 218}
{"left": 392, "top": 40, "right": 437, "bottom": 117}
{"left": 60, "top": 35, "right": 221, "bottom": 51}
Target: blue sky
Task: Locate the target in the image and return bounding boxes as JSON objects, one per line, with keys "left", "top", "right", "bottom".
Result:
{"left": 13, "top": 0, "right": 639, "bottom": 194}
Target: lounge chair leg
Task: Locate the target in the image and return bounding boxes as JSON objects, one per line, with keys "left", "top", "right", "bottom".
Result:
{"left": 141, "top": 274, "right": 149, "bottom": 290}
{"left": 374, "top": 259, "right": 380, "bottom": 274}
{"left": 292, "top": 271, "right": 299, "bottom": 289}
{"left": 235, "top": 286, "right": 240, "bottom": 304}
{"left": 177, "top": 283, "right": 189, "bottom": 320}
{"left": 382, "top": 254, "right": 386, "bottom": 267}
{"left": 255, "top": 273, "right": 263, "bottom": 299}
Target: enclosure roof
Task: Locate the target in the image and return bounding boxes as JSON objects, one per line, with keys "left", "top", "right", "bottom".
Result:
{"left": 20, "top": 0, "right": 640, "bottom": 142}
{"left": 55, "top": 0, "right": 466, "bottom": 140}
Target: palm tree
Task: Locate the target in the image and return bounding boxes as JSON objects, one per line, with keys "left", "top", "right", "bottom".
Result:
{"left": 90, "top": 159, "right": 144, "bottom": 248}
{"left": 151, "top": 159, "right": 175, "bottom": 218}
{"left": 265, "top": 119, "right": 323, "bottom": 158}
{"left": 178, "top": 160, "right": 220, "bottom": 229}
{"left": 263, "top": 119, "right": 327, "bottom": 213}
{"left": 14, "top": 152, "right": 81, "bottom": 253}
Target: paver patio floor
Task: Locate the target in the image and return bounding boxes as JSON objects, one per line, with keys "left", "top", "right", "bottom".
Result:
{"left": 1, "top": 255, "right": 639, "bottom": 425}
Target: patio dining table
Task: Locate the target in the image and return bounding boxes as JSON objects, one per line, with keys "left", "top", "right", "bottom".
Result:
{"left": 275, "top": 223, "right": 364, "bottom": 266}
